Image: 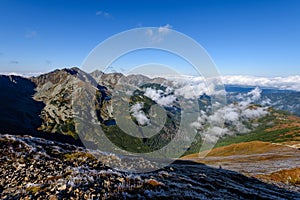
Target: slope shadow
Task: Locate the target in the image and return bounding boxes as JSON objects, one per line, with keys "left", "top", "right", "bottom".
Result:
{"left": 0, "top": 75, "right": 44, "bottom": 135}
{"left": 159, "top": 159, "right": 300, "bottom": 199}
{"left": 0, "top": 75, "right": 83, "bottom": 146}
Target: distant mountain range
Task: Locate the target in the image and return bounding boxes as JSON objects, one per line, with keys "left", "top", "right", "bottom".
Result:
{"left": 225, "top": 85, "right": 300, "bottom": 116}
{"left": 0, "top": 68, "right": 299, "bottom": 151}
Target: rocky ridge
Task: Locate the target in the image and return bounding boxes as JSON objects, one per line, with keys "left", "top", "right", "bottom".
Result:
{"left": 1, "top": 134, "right": 299, "bottom": 200}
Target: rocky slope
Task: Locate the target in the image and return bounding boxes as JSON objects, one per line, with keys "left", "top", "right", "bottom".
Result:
{"left": 1, "top": 134, "right": 299, "bottom": 200}
{"left": 0, "top": 68, "right": 183, "bottom": 154}
{"left": 29, "top": 68, "right": 96, "bottom": 138}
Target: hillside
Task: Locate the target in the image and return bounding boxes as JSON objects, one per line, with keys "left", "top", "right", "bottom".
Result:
{"left": 1, "top": 134, "right": 299, "bottom": 199}
{"left": 214, "top": 109, "right": 300, "bottom": 148}
{"left": 182, "top": 109, "right": 300, "bottom": 187}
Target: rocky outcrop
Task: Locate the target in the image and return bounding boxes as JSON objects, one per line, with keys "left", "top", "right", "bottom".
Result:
{"left": 0, "top": 134, "right": 299, "bottom": 199}
{"left": 30, "top": 69, "right": 79, "bottom": 137}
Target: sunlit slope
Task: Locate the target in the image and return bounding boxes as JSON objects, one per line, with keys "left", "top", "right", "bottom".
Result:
{"left": 215, "top": 110, "right": 300, "bottom": 148}
{"left": 184, "top": 141, "right": 285, "bottom": 158}
{"left": 182, "top": 110, "right": 300, "bottom": 183}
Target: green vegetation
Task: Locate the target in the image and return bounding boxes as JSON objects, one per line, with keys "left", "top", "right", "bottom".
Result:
{"left": 26, "top": 186, "right": 42, "bottom": 194}
{"left": 181, "top": 133, "right": 203, "bottom": 156}
{"left": 93, "top": 84, "right": 181, "bottom": 155}
{"left": 56, "top": 119, "right": 78, "bottom": 139}
{"left": 26, "top": 184, "right": 49, "bottom": 194}
{"left": 215, "top": 110, "right": 300, "bottom": 148}
{"left": 181, "top": 109, "right": 300, "bottom": 156}
{"left": 101, "top": 123, "right": 176, "bottom": 154}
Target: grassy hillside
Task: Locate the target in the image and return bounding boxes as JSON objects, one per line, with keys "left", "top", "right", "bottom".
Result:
{"left": 214, "top": 110, "right": 300, "bottom": 148}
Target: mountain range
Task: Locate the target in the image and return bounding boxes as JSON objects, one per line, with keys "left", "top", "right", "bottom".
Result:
{"left": 0, "top": 68, "right": 300, "bottom": 199}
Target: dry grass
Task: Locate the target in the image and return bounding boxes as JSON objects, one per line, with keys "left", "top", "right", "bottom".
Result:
{"left": 256, "top": 168, "right": 300, "bottom": 185}
{"left": 182, "top": 141, "right": 299, "bottom": 167}
{"left": 266, "top": 115, "right": 300, "bottom": 139}
{"left": 183, "top": 141, "right": 284, "bottom": 158}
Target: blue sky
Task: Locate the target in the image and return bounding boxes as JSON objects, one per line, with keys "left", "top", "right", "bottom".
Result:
{"left": 0, "top": 0, "right": 299, "bottom": 76}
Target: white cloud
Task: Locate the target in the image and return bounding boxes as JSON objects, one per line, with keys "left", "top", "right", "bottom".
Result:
{"left": 144, "top": 88, "right": 161, "bottom": 101}
{"left": 145, "top": 24, "right": 173, "bottom": 43}
{"left": 144, "top": 87, "right": 176, "bottom": 107}
{"left": 247, "top": 87, "right": 262, "bottom": 101}
{"left": 190, "top": 87, "right": 269, "bottom": 143}
{"left": 166, "top": 75, "right": 300, "bottom": 94}
{"left": 224, "top": 106, "right": 239, "bottom": 122}
{"left": 157, "top": 95, "right": 177, "bottom": 107}
{"left": 130, "top": 103, "right": 150, "bottom": 126}
{"left": 165, "top": 75, "right": 226, "bottom": 99}
{"left": 261, "top": 97, "right": 271, "bottom": 106}
{"left": 158, "top": 24, "right": 172, "bottom": 34}
{"left": 242, "top": 107, "right": 268, "bottom": 119}
{"left": 174, "top": 82, "right": 208, "bottom": 99}
{"left": 96, "top": 10, "right": 112, "bottom": 18}
{"left": 222, "top": 75, "right": 300, "bottom": 91}
{"left": 0, "top": 72, "right": 43, "bottom": 78}
{"left": 203, "top": 126, "right": 229, "bottom": 143}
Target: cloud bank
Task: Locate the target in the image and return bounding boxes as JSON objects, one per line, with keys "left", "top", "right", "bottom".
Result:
{"left": 165, "top": 75, "right": 300, "bottom": 92}
{"left": 191, "top": 87, "right": 269, "bottom": 143}
{"left": 0, "top": 72, "right": 43, "bottom": 78}
{"left": 222, "top": 75, "right": 300, "bottom": 91}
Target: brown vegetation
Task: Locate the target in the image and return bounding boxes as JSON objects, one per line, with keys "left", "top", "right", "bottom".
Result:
{"left": 256, "top": 168, "right": 300, "bottom": 185}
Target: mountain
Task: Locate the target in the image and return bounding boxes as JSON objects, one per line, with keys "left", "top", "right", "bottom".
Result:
{"left": 0, "top": 68, "right": 300, "bottom": 197}
{"left": 1, "top": 68, "right": 299, "bottom": 153}
{"left": 0, "top": 68, "right": 182, "bottom": 153}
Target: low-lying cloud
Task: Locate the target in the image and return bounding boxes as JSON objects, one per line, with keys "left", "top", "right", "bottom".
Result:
{"left": 165, "top": 75, "right": 300, "bottom": 92}
{"left": 191, "top": 87, "right": 269, "bottom": 143}
{"left": 222, "top": 75, "right": 300, "bottom": 91}
{"left": 0, "top": 72, "right": 43, "bottom": 78}
{"left": 144, "top": 87, "right": 176, "bottom": 107}
{"left": 130, "top": 103, "right": 150, "bottom": 126}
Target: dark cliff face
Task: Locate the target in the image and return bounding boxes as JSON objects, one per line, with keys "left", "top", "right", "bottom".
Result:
{"left": 0, "top": 75, "right": 44, "bottom": 135}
